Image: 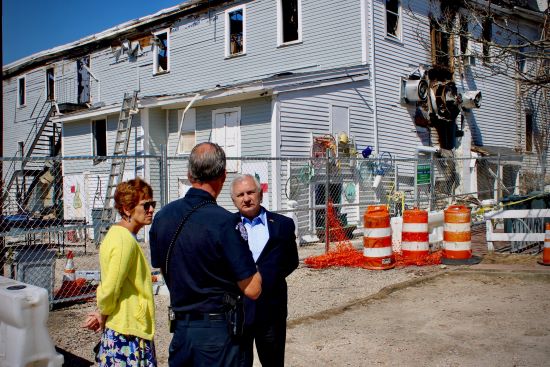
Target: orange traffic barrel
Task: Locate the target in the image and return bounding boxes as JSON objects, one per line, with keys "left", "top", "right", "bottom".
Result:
{"left": 538, "top": 222, "right": 550, "bottom": 266}
{"left": 363, "top": 205, "right": 395, "bottom": 270}
{"left": 442, "top": 205, "right": 481, "bottom": 265}
{"left": 401, "top": 208, "right": 429, "bottom": 261}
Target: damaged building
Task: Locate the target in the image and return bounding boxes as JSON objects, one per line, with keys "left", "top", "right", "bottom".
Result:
{"left": 2, "top": 0, "right": 548, "bottom": 240}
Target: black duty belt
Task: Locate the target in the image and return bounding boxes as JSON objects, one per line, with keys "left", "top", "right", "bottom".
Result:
{"left": 174, "top": 312, "right": 226, "bottom": 321}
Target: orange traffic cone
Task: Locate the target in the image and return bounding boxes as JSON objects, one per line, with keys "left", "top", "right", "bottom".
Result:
{"left": 538, "top": 223, "right": 550, "bottom": 266}
{"left": 63, "top": 251, "right": 76, "bottom": 281}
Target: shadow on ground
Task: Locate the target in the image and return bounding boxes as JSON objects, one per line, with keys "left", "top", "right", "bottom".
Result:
{"left": 55, "top": 347, "right": 93, "bottom": 367}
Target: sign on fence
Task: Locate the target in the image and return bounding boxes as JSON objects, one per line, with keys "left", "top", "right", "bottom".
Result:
{"left": 416, "top": 164, "right": 431, "bottom": 185}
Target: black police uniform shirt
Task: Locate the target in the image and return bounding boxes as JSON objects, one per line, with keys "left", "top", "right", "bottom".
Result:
{"left": 149, "top": 187, "right": 256, "bottom": 313}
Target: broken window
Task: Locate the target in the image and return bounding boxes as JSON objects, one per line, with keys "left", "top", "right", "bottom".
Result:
{"left": 153, "top": 30, "right": 169, "bottom": 74}
{"left": 430, "top": 18, "right": 454, "bottom": 72}
{"left": 93, "top": 119, "right": 107, "bottom": 160}
{"left": 17, "top": 76, "right": 26, "bottom": 107}
{"left": 482, "top": 17, "right": 492, "bottom": 64}
{"left": 386, "top": 0, "right": 401, "bottom": 39}
{"left": 226, "top": 7, "right": 245, "bottom": 56}
{"left": 525, "top": 112, "right": 533, "bottom": 152}
{"left": 279, "top": 0, "right": 300, "bottom": 44}
{"left": 46, "top": 67, "right": 55, "bottom": 101}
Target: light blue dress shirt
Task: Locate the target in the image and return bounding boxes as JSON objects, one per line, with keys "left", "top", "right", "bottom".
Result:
{"left": 241, "top": 209, "right": 270, "bottom": 262}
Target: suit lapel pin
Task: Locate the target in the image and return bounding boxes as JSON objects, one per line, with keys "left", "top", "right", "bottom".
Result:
{"left": 236, "top": 222, "right": 248, "bottom": 241}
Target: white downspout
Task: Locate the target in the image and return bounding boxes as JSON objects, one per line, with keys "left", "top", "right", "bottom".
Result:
{"left": 369, "top": 0, "right": 379, "bottom": 154}
{"left": 271, "top": 94, "right": 280, "bottom": 211}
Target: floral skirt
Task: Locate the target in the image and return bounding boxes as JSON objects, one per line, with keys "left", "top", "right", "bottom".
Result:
{"left": 97, "top": 328, "right": 156, "bottom": 367}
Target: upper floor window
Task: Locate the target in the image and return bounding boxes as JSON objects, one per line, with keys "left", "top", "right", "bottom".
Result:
{"left": 278, "top": 0, "right": 301, "bottom": 45}
{"left": 430, "top": 18, "right": 454, "bottom": 72}
{"left": 225, "top": 6, "right": 246, "bottom": 57}
{"left": 459, "top": 15, "right": 475, "bottom": 66}
{"left": 46, "top": 67, "right": 55, "bottom": 101}
{"left": 525, "top": 112, "right": 533, "bottom": 152}
{"left": 482, "top": 17, "right": 492, "bottom": 64}
{"left": 153, "top": 29, "right": 170, "bottom": 74}
{"left": 516, "top": 47, "right": 526, "bottom": 73}
{"left": 385, "top": 0, "right": 401, "bottom": 39}
{"left": 17, "top": 76, "right": 26, "bottom": 107}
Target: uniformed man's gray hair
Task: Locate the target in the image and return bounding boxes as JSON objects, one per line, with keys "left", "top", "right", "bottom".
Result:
{"left": 188, "top": 142, "right": 226, "bottom": 183}
{"left": 230, "top": 174, "right": 262, "bottom": 198}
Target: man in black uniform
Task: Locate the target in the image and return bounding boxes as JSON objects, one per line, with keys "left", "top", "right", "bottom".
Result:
{"left": 150, "top": 142, "right": 262, "bottom": 367}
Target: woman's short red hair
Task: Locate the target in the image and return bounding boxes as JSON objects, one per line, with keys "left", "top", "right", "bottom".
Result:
{"left": 114, "top": 177, "right": 153, "bottom": 217}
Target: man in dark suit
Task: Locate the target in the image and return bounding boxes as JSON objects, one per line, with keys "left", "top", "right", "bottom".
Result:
{"left": 231, "top": 174, "right": 299, "bottom": 367}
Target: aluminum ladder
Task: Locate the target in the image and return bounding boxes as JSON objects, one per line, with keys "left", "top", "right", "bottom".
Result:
{"left": 97, "top": 91, "right": 139, "bottom": 243}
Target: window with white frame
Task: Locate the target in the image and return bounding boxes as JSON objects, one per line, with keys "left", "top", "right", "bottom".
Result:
{"left": 153, "top": 29, "right": 170, "bottom": 74}
{"left": 92, "top": 119, "right": 107, "bottom": 160}
{"left": 385, "top": 0, "right": 401, "bottom": 39}
{"left": 459, "top": 15, "right": 475, "bottom": 66}
{"left": 177, "top": 108, "right": 196, "bottom": 154}
{"left": 225, "top": 6, "right": 246, "bottom": 57}
{"left": 211, "top": 108, "right": 240, "bottom": 172}
{"left": 278, "top": 0, "right": 301, "bottom": 45}
{"left": 17, "top": 76, "right": 26, "bottom": 107}
{"left": 46, "top": 67, "right": 55, "bottom": 101}
{"left": 516, "top": 47, "right": 527, "bottom": 73}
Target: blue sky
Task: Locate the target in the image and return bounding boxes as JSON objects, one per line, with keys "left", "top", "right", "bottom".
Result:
{"left": 2, "top": 0, "right": 186, "bottom": 65}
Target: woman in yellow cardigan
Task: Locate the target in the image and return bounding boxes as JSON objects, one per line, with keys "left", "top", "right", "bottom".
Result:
{"left": 83, "top": 178, "right": 157, "bottom": 366}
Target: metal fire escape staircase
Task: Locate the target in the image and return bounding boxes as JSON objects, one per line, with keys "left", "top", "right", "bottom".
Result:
{"left": 97, "top": 92, "right": 139, "bottom": 242}
{"left": 1, "top": 100, "right": 61, "bottom": 213}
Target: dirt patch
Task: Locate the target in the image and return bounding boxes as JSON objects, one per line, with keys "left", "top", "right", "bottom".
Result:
{"left": 285, "top": 271, "right": 550, "bottom": 367}
{"left": 480, "top": 252, "right": 541, "bottom": 265}
{"left": 46, "top": 252, "right": 550, "bottom": 366}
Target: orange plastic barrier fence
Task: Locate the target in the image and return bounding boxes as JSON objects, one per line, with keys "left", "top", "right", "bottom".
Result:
{"left": 304, "top": 203, "right": 442, "bottom": 269}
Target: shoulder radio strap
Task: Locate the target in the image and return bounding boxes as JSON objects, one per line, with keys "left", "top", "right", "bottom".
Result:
{"left": 164, "top": 200, "right": 214, "bottom": 276}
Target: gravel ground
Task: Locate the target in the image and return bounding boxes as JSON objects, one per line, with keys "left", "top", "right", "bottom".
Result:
{"left": 45, "top": 242, "right": 550, "bottom": 366}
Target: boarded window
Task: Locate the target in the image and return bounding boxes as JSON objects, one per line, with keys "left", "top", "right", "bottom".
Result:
{"left": 525, "top": 113, "right": 533, "bottom": 152}
{"left": 228, "top": 8, "right": 244, "bottom": 55}
{"left": 18, "top": 77, "right": 26, "bottom": 106}
{"left": 386, "top": 0, "right": 400, "bottom": 38}
{"left": 46, "top": 67, "right": 55, "bottom": 101}
{"left": 93, "top": 119, "right": 107, "bottom": 159}
{"left": 281, "top": 0, "right": 299, "bottom": 43}
{"left": 177, "top": 109, "right": 196, "bottom": 154}
{"left": 153, "top": 31, "right": 169, "bottom": 73}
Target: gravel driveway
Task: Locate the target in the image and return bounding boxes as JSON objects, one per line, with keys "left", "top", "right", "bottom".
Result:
{"left": 47, "top": 245, "right": 550, "bottom": 366}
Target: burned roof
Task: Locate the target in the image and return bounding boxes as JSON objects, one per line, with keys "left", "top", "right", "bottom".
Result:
{"left": 3, "top": 0, "right": 233, "bottom": 78}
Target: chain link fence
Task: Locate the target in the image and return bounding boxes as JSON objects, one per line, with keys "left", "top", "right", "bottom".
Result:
{"left": 1, "top": 152, "right": 548, "bottom": 305}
